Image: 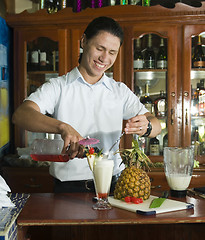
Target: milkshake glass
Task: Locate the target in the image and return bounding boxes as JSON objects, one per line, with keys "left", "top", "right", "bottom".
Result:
{"left": 92, "top": 159, "right": 114, "bottom": 210}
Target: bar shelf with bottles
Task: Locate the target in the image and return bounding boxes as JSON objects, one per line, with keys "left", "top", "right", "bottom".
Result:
{"left": 133, "top": 33, "right": 168, "bottom": 156}
{"left": 26, "top": 37, "right": 59, "bottom": 145}
{"left": 27, "top": 37, "right": 58, "bottom": 94}
{"left": 191, "top": 33, "right": 205, "bottom": 158}
{"left": 38, "top": 0, "right": 151, "bottom": 14}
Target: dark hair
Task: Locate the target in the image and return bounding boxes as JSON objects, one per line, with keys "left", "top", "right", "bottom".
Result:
{"left": 79, "top": 16, "right": 124, "bottom": 63}
{"left": 84, "top": 16, "right": 124, "bottom": 46}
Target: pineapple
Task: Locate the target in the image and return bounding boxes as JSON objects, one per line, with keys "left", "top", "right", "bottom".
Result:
{"left": 114, "top": 139, "right": 153, "bottom": 201}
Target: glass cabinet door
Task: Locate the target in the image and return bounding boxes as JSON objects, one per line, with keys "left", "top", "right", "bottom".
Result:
{"left": 133, "top": 33, "right": 167, "bottom": 156}
{"left": 183, "top": 25, "right": 205, "bottom": 162}
{"left": 26, "top": 37, "right": 59, "bottom": 146}
{"left": 13, "top": 28, "right": 69, "bottom": 148}
{"left": 123, "top": 25, "right": 178, "bottom": 158}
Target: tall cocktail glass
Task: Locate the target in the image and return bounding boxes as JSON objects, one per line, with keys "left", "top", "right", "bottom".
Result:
{"left": 92, "top": 159, "right": 114, "bottom": 210}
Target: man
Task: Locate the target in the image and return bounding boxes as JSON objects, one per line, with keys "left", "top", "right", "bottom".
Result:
{"left": 12, "top": 16, "right": 161, "bottom": 193}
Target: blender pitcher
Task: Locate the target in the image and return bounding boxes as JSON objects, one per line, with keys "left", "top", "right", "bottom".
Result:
{"left": 163, "top": 147, "right": 194, "bottom": 197}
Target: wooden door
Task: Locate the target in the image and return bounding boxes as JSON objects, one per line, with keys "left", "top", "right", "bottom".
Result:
{"left": 183, "top": 24, "right": 205, "bottom": 164}
{"left": 123, "top": 24, "right": 178, "bottom": 156}
{"left": 13, "top": 28, "right": 69, "bottom": 148}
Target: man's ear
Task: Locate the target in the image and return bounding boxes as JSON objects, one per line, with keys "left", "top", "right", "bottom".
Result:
{"left": 80, "top": 34, "right": 87, "bottom": 49}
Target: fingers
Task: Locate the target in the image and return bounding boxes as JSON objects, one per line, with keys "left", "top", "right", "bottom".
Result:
{"left": 65, "top": 142, "right": 85, "bottom": 159}
{"left": 125, "top": 115, "right": 149, "bottom": 136}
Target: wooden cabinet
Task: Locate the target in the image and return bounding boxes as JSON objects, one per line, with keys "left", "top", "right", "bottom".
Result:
{"left": 5, "top": 3, "right": 205, "bottom": 191}
{"left": 2, "top": 166, "right": 54, "bottom": 193}
{"left": 5, "top": 3, "right": 205, "bottom": 156}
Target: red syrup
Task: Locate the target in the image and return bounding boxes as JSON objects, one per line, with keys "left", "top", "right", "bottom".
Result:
{"left": 97, "top": 193, "right": 108, "bottom": 199}
{"left": 30, "top": 154, "right": 70, "bottom": 162}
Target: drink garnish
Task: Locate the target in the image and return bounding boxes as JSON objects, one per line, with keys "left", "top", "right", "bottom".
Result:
{"left": 79, "top": 137, "right": 100, "bottom": 146}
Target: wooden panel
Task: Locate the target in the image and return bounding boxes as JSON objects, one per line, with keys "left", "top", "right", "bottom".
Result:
{"left": 2, "top": 167, "right": 54, "bottom": 193}
{"left": 25, "top": 224, "right": 205, "bottom": 240}
{"left": 58, "top": 28, "right": 69, "bottom": 75}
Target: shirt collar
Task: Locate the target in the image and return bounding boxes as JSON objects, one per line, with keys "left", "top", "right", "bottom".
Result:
{"left": 66, "top": 67, "right": 113, "bottom": 91}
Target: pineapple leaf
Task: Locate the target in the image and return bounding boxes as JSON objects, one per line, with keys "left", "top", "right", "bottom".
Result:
{"left": 116, "top": 138, "right": 153, "bottom": 171}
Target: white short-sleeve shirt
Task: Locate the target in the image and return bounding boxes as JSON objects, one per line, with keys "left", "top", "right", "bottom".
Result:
{"left": 26, "top": 67, "right": 148, "bottom": 181}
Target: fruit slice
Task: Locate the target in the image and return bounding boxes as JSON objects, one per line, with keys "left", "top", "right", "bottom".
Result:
{"left": 87, "top": 154, "right": 96, "bottom": 171}
{"left": 87, "top": 154, "right": 103, "bottom": 171}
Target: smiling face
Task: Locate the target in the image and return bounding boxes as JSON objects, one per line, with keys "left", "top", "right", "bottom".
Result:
{"left": 78, "top": 31, "right": 121, "bottom": 84}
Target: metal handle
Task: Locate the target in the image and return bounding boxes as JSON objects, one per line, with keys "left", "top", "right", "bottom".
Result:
{"left": 185, "top": 108, "right": 188, "bottom": 125}
{"left": 171, "top": 109, "right": 174, "bottom": 125}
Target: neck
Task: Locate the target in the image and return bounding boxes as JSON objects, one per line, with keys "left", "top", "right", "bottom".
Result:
{"left": 78, "top": 66, "right": 103, "bottom": 84}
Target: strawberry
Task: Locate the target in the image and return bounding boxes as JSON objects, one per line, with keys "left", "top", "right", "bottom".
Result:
{"left": 124, "top": 196, "right": 132, "bottom": 203}
{"left": 89, "top": 147, "right": 95, "bottom": 154}
{"left": 131, "top": 197, "right": 143, "bottom": 204}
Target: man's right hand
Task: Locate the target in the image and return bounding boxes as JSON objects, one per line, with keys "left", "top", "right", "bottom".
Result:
{"left": 58, "top": 123, "right": 84, "bottom": 159}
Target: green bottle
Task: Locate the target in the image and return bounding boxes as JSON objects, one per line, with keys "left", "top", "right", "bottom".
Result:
{"left": 142, "top": 0, "right": 150, "bottom": 6}
{"left": 120, "top": 0, "right": 128, "bottom": 5}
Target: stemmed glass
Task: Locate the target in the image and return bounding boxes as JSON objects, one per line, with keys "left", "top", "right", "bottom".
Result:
{"left": 79, "top": 136, "right": 114, "bottom": 210}
{"left": 92, "top": 159, "right": 114, "bottom": 210}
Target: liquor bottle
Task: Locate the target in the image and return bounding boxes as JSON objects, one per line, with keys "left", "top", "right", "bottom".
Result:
{"left": 130, "top": 0, "right": 140, "bottom": 5}
{"left": 134, "top": 38, "right": 143, "bottom": 70}
{"left": 192, "top": 35, "right": 205, "bottom": 69}
{"left": 26, "top": 45, "right": 31, "bottom": 72}
{"left": 61, "top": 0, "right": 67, "bottom": 9}
{"left": 46, "top": 0, "right": 60, "bottom": 13}
{"left": 87, "top": 0, "right": 107, "bottom": 8}
{"left": 140, "top": 84, "right": 153, "bottom": 113}
{"left": 134, "top": 85, "right": 142, "bottom": 98}
{"left": 40, "top": 0, "right": 45, "bottom": 9}
{"left": 149, "top": 137, "right": 160, "bottom": 155}
{"left": 156, "top": 38, "right": 167, "bottom": 69}
{"left": 191, "top": 126, "right": 199, "bottom": 145}
{"left": 154, "top": 90, "right": 167, "bottom": 118}
{"left": 143, "top": 34, "right": 155, "bottom": 69}
{"left": 55, "top": 50, "right": 59, "bottom": 71}
{"left": 39, "top": 51, "right": 47, "bottom": 71}
{"left": 198, "top": 79, "right": 205, "bottom": 116}
{"left": 109, "top": 0, "right": 116, "bottom": 5}
{"left": 163, "top": 133, "right": 168, "bottom": 148}
{"left": 120, "top": 0, "right": 128, "bottom": 4}
{"left": 191, "top": 83, "right": 199, "bottom": 116}
{"left": 73, "top": 0, "right": 86, "bottom": 12}
{"left": 30, "top": 44, "right": 39, "bottom": 71}
{"left": 142, "top": 0, "right": 150, "bottom": 6}
{"left": 26, "top": 50, "right": 29, "bottom": 71}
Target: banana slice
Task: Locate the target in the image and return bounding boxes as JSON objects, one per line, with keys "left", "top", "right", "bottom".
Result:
{"left": 87, "top": 154, "right": 103, "bottom": 171}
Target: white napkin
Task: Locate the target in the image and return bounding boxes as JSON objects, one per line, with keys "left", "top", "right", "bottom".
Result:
{"left": 0, "top": 175, "right": 15, "bottom": 208}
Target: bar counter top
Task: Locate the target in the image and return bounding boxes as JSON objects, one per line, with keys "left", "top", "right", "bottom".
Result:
{"left": 17, "top": 190, "right": 205, "bottom": 240}
{"left": 17, "top": 191, "right": 204, "bottom": 225}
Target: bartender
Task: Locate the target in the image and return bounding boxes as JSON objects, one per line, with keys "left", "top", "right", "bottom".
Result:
{"left": 12, "top": 16, "right": 161, "bottom": 193}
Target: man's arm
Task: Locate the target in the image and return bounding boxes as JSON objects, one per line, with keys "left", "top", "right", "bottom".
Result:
{"left": 12, "top": 100, "right": 83, "bottom": 157}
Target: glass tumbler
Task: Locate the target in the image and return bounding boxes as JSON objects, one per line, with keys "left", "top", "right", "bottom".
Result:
{"left": 163, "top": 147, "right": 194, "bottom": 197}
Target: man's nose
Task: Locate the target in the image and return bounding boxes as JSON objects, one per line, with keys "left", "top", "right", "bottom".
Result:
{"left": 99, "top": 51, "right": 109, "bottom": 62}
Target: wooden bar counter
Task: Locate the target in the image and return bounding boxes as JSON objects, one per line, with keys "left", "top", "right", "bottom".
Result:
{"left": 17, "top": 190, "right": 205, "bottom": 240}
